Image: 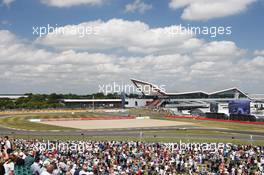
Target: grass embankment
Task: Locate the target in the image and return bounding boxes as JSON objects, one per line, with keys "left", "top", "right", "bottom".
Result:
{"left": 0, "top": 112, "right": 113, "bottom": 131}
{"left": 0, "top": 115, "right": 73, "bottom": 130}
{"left": 0, "top": 109, "right": 142, "bottom": 131}
{"left": 0, "top": 109, "right": 89, "bottom": 115}
{"left": 4, "top": 135, "right": 264, "bottom": 145}
{"left": 156, "top": 117, "right": 264, "bottom": 133}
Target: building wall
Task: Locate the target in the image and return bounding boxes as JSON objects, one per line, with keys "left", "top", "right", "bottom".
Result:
{"left": 125, "top": 98, "right": 151, "bottom": 108}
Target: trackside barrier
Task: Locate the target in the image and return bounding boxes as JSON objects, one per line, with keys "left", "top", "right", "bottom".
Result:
{"left": 164, "top": 116, "right": 264, "bottom": 125}
{"left": 28, "top": 119, "right": 42, "bottom": 122}
{"left": 136, "top": 116, "right": 150, "bottom": 119}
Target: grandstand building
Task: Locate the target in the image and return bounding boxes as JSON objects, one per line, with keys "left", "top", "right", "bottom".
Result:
{"left": 60, "top": 79, "right": 264, "bottom": 117}
{"left": 61, "top": 79, "right": 263, "bottom": 113}
{"left": 130, "top": 79, "right": 264, "bottom": 116}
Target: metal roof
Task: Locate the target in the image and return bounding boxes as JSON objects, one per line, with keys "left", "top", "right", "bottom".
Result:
{"left": 62, "top": 99, "right": 122, "bottom": 103}
{"left": 131, "top": 78, "right": 251, "bottom": 99}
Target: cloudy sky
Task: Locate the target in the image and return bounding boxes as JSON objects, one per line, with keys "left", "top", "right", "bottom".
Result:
{"left": 0, "top": 0, "right": 264, "bottom": 94}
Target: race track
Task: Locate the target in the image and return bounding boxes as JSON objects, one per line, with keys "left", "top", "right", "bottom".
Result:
{"left": 1, "top": 114, "right": 264, "bottom": 141}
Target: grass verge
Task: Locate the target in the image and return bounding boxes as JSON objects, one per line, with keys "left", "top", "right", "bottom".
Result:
{"left": 2, "top": 134, "right": 263, "bottom": 145}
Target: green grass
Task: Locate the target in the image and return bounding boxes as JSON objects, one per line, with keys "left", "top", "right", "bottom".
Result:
{"left": 0, "top": 109, "right": 263, "bottom": 145}
{"left": 156, "top": 117, "right": 264, "bottom": 133}
{"left": 0, "top": 115, "right": 74, "bottom": 130}
{"left": 0, "top": 108, "right": 263, "bottom": 134}
{"left": 140, "top": 130, "right": 236, "bottom": 136}
{"left": 0, "top": 109, "right": 160, "bottom": 131}
{"left": 0, "top": 111, "right": 126, "bottom": 131}
{"left": 131, "top": 108, "right": 264, "bottom": 133}
{"left": 3, "top": 134, "right": 263, "bottom": 145}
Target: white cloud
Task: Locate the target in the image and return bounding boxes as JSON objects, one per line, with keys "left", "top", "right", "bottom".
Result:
{"left": 1, "top": 28, "right": 264, "bottom": 93}
{"left": 125, "top": 0, "right": 152, "bottom": 14}
{"left": 248, "top": 56, "right": 264, "bottom": 67}
{"left": 0, "top": 30, "right": 193, "bottom": 93}
{"left": 37, "top": 19, "right": 197, "bottom": 55}
{"left": 169, "top": 0, "right": 256, "bottom": 21}
{"left": 40, "top": 0, "right": 103, "bottom": 7}
{"left": 29, "top": 19, "right": 262, "bottom": 93}
{"left": 254, "top": 49, "right": 264, "bottom": 56}
{"left": 193, "top": 41, "right": 245, "bottom": 61}
{"left": 2, "top": 0, "right": 15, "bottom": 7}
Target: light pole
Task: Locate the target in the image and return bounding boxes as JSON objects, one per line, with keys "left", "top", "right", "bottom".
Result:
{"left": 93, "top": 95, "right": 95, "bottom": 111}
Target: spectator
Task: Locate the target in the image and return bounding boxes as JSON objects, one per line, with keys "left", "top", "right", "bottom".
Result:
{"left": 4, "top": 136, "right": 12, "bottom": 154}
{"left": 3, "top": 154, "right": 15, "bottom": 175}
{"left": 24, "top": 150, "right": 35, "bottom": 167}
{"left": 41, "top": 164, "right": 54, "bottom": 175}
{"left": 0, "top": 137, "right": 263, "bottom": 174}
{"left": 31, "top": 157, "right": 41, "bottom": 175}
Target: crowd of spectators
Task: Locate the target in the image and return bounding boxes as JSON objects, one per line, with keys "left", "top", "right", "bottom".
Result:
{"left": 0, "top": 136, "right": 264, "bottom": 175}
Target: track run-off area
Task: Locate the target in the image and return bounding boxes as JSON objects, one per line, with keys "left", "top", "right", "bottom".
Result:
{"left": 0, "top": 109, "right": 264, "bottom": 144}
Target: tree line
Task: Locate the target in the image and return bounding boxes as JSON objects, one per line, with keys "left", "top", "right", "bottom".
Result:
{"left": 0, "top": 93, "right": 140, "bottom": 109}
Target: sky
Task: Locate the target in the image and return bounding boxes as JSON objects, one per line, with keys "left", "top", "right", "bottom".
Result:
{"left": 0, "top": 0, "right": 264, "bottom": 94}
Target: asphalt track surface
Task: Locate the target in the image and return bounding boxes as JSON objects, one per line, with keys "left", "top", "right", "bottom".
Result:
{"left": 0, "top": 114, "right": 264, "bottom": 141}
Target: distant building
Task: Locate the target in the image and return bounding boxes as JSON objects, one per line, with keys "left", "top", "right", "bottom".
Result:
{"left": 59, "top": 79, "right": 264, "bottom": 116}
{"left": 130, "top": 79, "right": 264, "bottom": 116}
{"left": 0, "top": 94, "right": 28, "bottom": 99}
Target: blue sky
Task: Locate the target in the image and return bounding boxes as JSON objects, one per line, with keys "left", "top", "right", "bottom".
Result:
{"left": 0, "top": 0, "right": 264, "bottom": 94}
{"left": 1, "top": 0, "right": 264, "bottom": 50}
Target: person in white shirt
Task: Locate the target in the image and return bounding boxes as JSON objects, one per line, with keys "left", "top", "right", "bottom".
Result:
{"left": 31, "top": 157, "right": 41, "bottom": 175}
{"left": 79, "top": 164, "right": 93, "bottom": 175}
{"left": 41, "top": 164, "right": 54, "bottom": 175}
{"left": 4, "top": 156, "right": 14, "bottom": 175}
{"left": 4, "top": 136, "right": 11, "bottom": 154}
